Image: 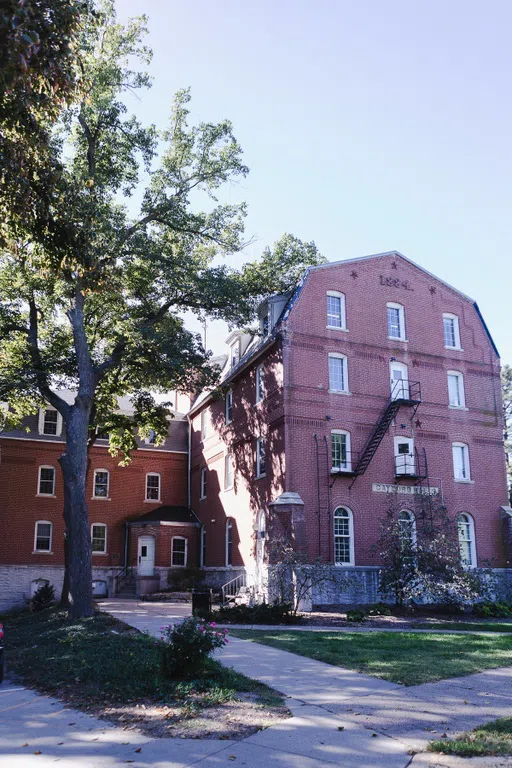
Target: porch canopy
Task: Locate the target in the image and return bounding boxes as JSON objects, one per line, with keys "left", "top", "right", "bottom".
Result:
{"left": 127, "top": 505, "right": 201, "bottom": 527}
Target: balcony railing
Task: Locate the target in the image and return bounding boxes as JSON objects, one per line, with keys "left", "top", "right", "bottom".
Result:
{"left": 390, "top": 379, "right": 422, "bottom": 404}
{"left": 394, "top": 447, "right": 428, "bottom": 480}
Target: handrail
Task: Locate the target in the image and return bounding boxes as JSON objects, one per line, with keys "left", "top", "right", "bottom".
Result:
{"left": 221, "top": 573, "right": 248, "bottom": 604}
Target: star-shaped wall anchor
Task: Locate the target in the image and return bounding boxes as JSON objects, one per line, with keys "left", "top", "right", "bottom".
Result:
{"left": 391, "top": 261, "right": 398, "bottom": 270}
{"left": 429, "top": 286, "right": 436, "bottom": 295}
{"left": 350, "top": 270, "right": 358, "bottom": 278}
{"left": 415, "top": 419, "right": 422, "bottom": 428}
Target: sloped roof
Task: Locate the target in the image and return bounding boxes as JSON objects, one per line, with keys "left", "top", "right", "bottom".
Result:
{"left": 128, "top": 505, "right": 200, "bottom": 526}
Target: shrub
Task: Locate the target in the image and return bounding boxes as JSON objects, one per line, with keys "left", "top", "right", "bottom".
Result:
{"left": 167, "top": 567, "right": 205, "bottom": 592}
{"left": 30, "top": 583, "right": 55, "bottom": 613}
{"left": 346, "top": 609, "right": 367, "bottom": 622}
{"left": 160, "top": 617, "right": 228, "bottom": 679}
{"left": 210, "top": 601, "right": 297, "bottom": 625}
{"left": 473, "top": 601, "right": 512, "bottom": 618}
{"left": 368, "top": 602, "right": 392, "bottom": 616}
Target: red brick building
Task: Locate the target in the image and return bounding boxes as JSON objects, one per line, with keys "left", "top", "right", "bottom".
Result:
{"left": 189, "top": 251, "right": 511, "bottom": 604}
{"left": 0, "top": 393, "right": 195, "bottom": 610}
{"left": 1, "top": 251, "right": 511, "bottom": 609}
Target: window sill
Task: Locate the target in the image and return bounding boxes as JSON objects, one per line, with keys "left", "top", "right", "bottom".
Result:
{"left": 200, "top": 495, "right": 207, "bottom": 501}
{"left": 256, "top": 473, "right": 266, "bottom": 480}
{"left": 388, "top": 337, "right": 408, "bottom": 343}
{"left": 144, "top": 499, "right": 161, "bottom": 504}
{"left": 32, "top": 551, "right": 53, "bottom": 555}
{"left": 330, "top": 468, "right": 353, "bottom": 474}
{"left": 224, "top": 485, "right": 233, "bottom": 492}
{"left": 328, "top": 390, "right": 351, "bottom": 396}
{"left": 445, "top": 346, "right": 463, "bottom": 352}
{"left": 334, "top": 562, "right": 354, "bottom": 567}
{"left": 454, "top": 479, "right": 474, "bottom": 484}
{"left": 92, "top": 551, "right": 108, "bottom": 556}
{"left": 35, "top": 494, "right": 56, "bottom": 498}
{"left": 171, "top": 563, "right": 188, "bottom": 569}
{"left": 326, "top": 326, "right": 349, "bottom": 332}
{"left": 448, "top": 405, "right": 468, "bottom": 411}
{"left": 91, "top": 497, "right": 111, "bottom": 501}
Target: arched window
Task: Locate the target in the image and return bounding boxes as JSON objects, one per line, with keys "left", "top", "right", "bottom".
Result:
{"left": 333, "top": 507, "right": 354, "bottom": 566}
{"left": 387, "top": 302, "right": 406, "bottom": 340}
{"left": 398, "top": 510, "right": 416, "bottom": 551}
{"left": 326, "top": 291, "right": 346, "bottom": 330}
{"left": 226, "top": 519, "right": 233, "bottom": 566}
{"left": 458, "top": 513, "right": 476, "bottom": 567}
{"left": 200, "top": 525, "right": 207, "bottom": 567}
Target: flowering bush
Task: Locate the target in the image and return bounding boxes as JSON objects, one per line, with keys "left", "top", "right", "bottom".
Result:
{"left": 160, "top": 617, "right": 228, "bottom": 679}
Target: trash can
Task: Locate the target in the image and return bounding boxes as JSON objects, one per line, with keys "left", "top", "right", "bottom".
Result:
{"left": 192, "top": 590, "right": 212, "bottom": 617}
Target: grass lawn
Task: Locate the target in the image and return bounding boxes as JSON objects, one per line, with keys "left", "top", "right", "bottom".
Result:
{"left": 4, "top": 609, "right": 287, "bottom": 739}
{"left": 430, "top": 717, "right": 512, "bottom": 757}
{"left": 229, "top": 630, "right": 512, "bottom": 685}
{"left": 417, "top": 622, "right": 512, "bottom": 633}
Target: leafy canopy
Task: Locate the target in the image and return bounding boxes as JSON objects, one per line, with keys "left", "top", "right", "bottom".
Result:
{"left": 0, "top": 1, "right": 324, "bottom": 458}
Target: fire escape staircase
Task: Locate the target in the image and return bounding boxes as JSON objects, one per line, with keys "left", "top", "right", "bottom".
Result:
{"left": 350, "top": 380, "right": 422, "bottom": 483}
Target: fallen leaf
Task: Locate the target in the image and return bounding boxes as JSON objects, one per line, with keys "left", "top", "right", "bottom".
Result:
{"left": 372, "top": 733, "right": 378, "bottom": 738}
{"left": 22, "top": 743, "right": 28, "bottom": 748}
{"left": 337, "top": 726, "right": 344, "bottom": 731}
{"left": 135, "top": 748, "right": 141, "bottom": 753}
{"left": 229, "top": 756, "right": 236, "bottom": 761}
{"left": 68, "top": 723, "right": 76, "bottom": 726}
{"left": 34, "top": 751, "right": 42, "bottom": 755}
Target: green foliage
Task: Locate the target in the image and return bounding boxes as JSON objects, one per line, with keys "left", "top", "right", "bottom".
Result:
{"left": 231, "top": 629, "right": 512, "bottom": 686}
{"left": 210, "top": 602, "right": 297, "bottom": 625}
{"left": 30, "top": 583, "right": 56, "bottom": 612}
{"left": 167, "top": 567, "right": 206, "bottom": 592}
{"left": 368, "top": 602, "right": 392, "bottom": 616}
{"left": 376, "top": 495, "right": 489, "bottom": 608}
{"left": 473, "top": 601, "right": 512, "bottom": 618}
{"left": 430, "top": 717, "right": 512, "bottom": 757}
{"left": 346, "top": 609, "right": 367, "bottom": 622}
{"left": 160, "top": 617, "right": 228, "bottom": 679}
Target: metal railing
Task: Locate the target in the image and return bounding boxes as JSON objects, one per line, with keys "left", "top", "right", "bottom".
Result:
{"left": 394, "top": 447, "right": 428, "bottom": 479}
{"left": 390, "top": 379, "right": 421, "bottom": 403}
{"left": 221, "top": 573, "right": 248, "bottom": 605}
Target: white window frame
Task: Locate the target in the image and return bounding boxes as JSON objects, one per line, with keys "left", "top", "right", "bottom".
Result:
{"left": 328, "top": 353, "right": 349, "bottom": 393}
{"left": 38, "top": 406, "right": 63, "bottom": 437}
{"left": 256, "top": 437, "right": 266, "bottom": 478}
{"left": 200, "top": 467, "right": 207, "bottom": 499}
{"left": 200, "top": 525, "right": 207, "bottom": 567}
{"left": 394, "top": 436, "right": 415, "bottom": 476}
{"left": 226, "top": 518, "right": 233, "bottom": 566}
{"left": 224, "top": 453, "right": 233, "bottom": 490}
{"left": 34, "top": 520, "right": 53, "bottom": 553}
{"left": 331, "top": 430, "right": 352, "bottom": 472}
{"left": 447, "top": 370, "right": 466, "bottom": 409}
{"left": 37, "top": 465, "right": 56, "bottom": 496}
{"left": 387, "top": 302, "right": 406, "bottom": 341}
{"left": 92, "top": 468, "right": 110, "bottom": 499}
{"left": 145, "top": 429, "right": 157, "bottom": 445}
{"left": 145, "top": 472, "right": 161, "bottom": 502}
{"left": 255, "top": 364, "right": 265, "bottom": 403}
{"left": 200, "top": 410, "right": 207, "bottom": 440}
{"left": 171, "top": 536, "right": 188, "bottom": 568}
{"left": 91, "top": 523, "right": 107, "bottom": 554}
{"left": 390, "top": 361, "right": 410, "bottom": 401}
{"left": 225, "top": 389, "right": 233, "bottom": 424}
{"left": 443, "top": 313, "right": 462, "bottom": 350}
{"left": 398, "top": 509, "right": 417, "bottom": 550}
{"left": 230, "top": 340, "right": 240, "bottom": 368}
{"left": 326, "top": 290, "right": 347, "bottom": 330}
{"left": 333, "top": 506, "right": 354, "bottom": 566}
{"left": 452, "top": 442, "right": 471, "bottom": 482}
{"left": 458, "top": 512, "right": 477, "bottom": 568}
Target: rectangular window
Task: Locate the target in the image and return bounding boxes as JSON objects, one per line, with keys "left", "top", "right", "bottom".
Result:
{"left": 256, "top": 437, "right": 266, "bottom": 478}
{"left": 331, "top": 431, "right": 351, "bottom": 471}
{"left": 172, "top": 537, "right": 187, "bottom": 567}
{"left": 38, "top": 466, "right": 55, "bottom": 496}
{"left": 387, "top": 303, "right": 405, "bottom": 340}
{"left": 448, "top": 372, "right": 465, "bottom": 408}
{"left": 443, "top": 314, "right": 461, "bottom": 349}
{"left": 147, "top": 429, "right": 156, "bottom": 444}
{"left": 231, "top": 342, "right": 239, "bottom": 368}
{"left": 261, "top": 313, "right": 269, "bottom": 337}
{"left": 327, "top": 292, "right": 346, "bottom": 329}
{"left": 224, "top": 453, "right": 233, "bottom": 490}
{"left": 328, "top": 354, "right": 348, "bottom": 392}
{"left": 201, "top": 410, "right": 207, "bottom": 440}
{"left": 43, "top": 409, "right": 59, "bottom": 435}
{"left": 146, "top": 473, "right": 161, "bottom": 501}
{"left": 91, "top": 523, "right": 107, "bottom": 554}
{"left": 35, "top": 521, "right": 52, "bottom": 552}
{"left": 256, "top": 365, "right": 265, "bottom": 403}
{"left": 225, "top": 390, "right": 233, "bottom": 424}
{"left": 93, "top": 470, "right": 109, "bottom": 498}
{"left": 452, "top": 443, "right": 470, "bottom": 481}
{"left": 200, "top": 467, "right": 207, "bottom": 499}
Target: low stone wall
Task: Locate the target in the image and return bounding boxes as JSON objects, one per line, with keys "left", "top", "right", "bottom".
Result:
{"left": 0, "top": 565, "right": 115, "bottom": 612}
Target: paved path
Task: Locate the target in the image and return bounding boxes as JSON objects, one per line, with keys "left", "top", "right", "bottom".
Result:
{"left": 2, "top": 600, "right": 511, "bottom": 767}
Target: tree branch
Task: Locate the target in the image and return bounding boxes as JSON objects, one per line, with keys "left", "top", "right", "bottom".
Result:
{"left": 27, "top": 295, "right": 70, "bottom": 419}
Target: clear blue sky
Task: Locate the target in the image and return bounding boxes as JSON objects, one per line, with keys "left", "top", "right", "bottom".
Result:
{"left": 117, "top": 0, "right": 512, "bottom": 363}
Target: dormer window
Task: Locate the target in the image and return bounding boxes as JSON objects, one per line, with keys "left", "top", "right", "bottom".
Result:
{"left": 230, "top": 341, "right": 239, "bottom": 368}
{"left": 38, "top": 407, "right": 63, "bottom": 437}
{"left": 261, "top": 313, "right": 269, "bottom": 337}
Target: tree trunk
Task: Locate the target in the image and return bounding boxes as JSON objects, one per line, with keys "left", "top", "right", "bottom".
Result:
{"left": 58, "top": 402, "right": 94, "bottom": 618}
{"left": 58, "top": 487, "right": 71, "bottom": 609}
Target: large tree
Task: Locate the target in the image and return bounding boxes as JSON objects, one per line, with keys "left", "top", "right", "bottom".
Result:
{"left": 0, "top": 2, "right": 324, "bottom": 617}
{"left": 502, "top": 364, "right": 512, "bottom": 503}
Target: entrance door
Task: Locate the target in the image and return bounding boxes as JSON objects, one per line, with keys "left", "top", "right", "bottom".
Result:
{"left": 390, "top": 362, "right": 409, "bottom": 400}
{"left": 138, "top": 536, "right": 155, "bottom": 576}
{"left": 394, "top": 436, "right": 415, "bottom": 475}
